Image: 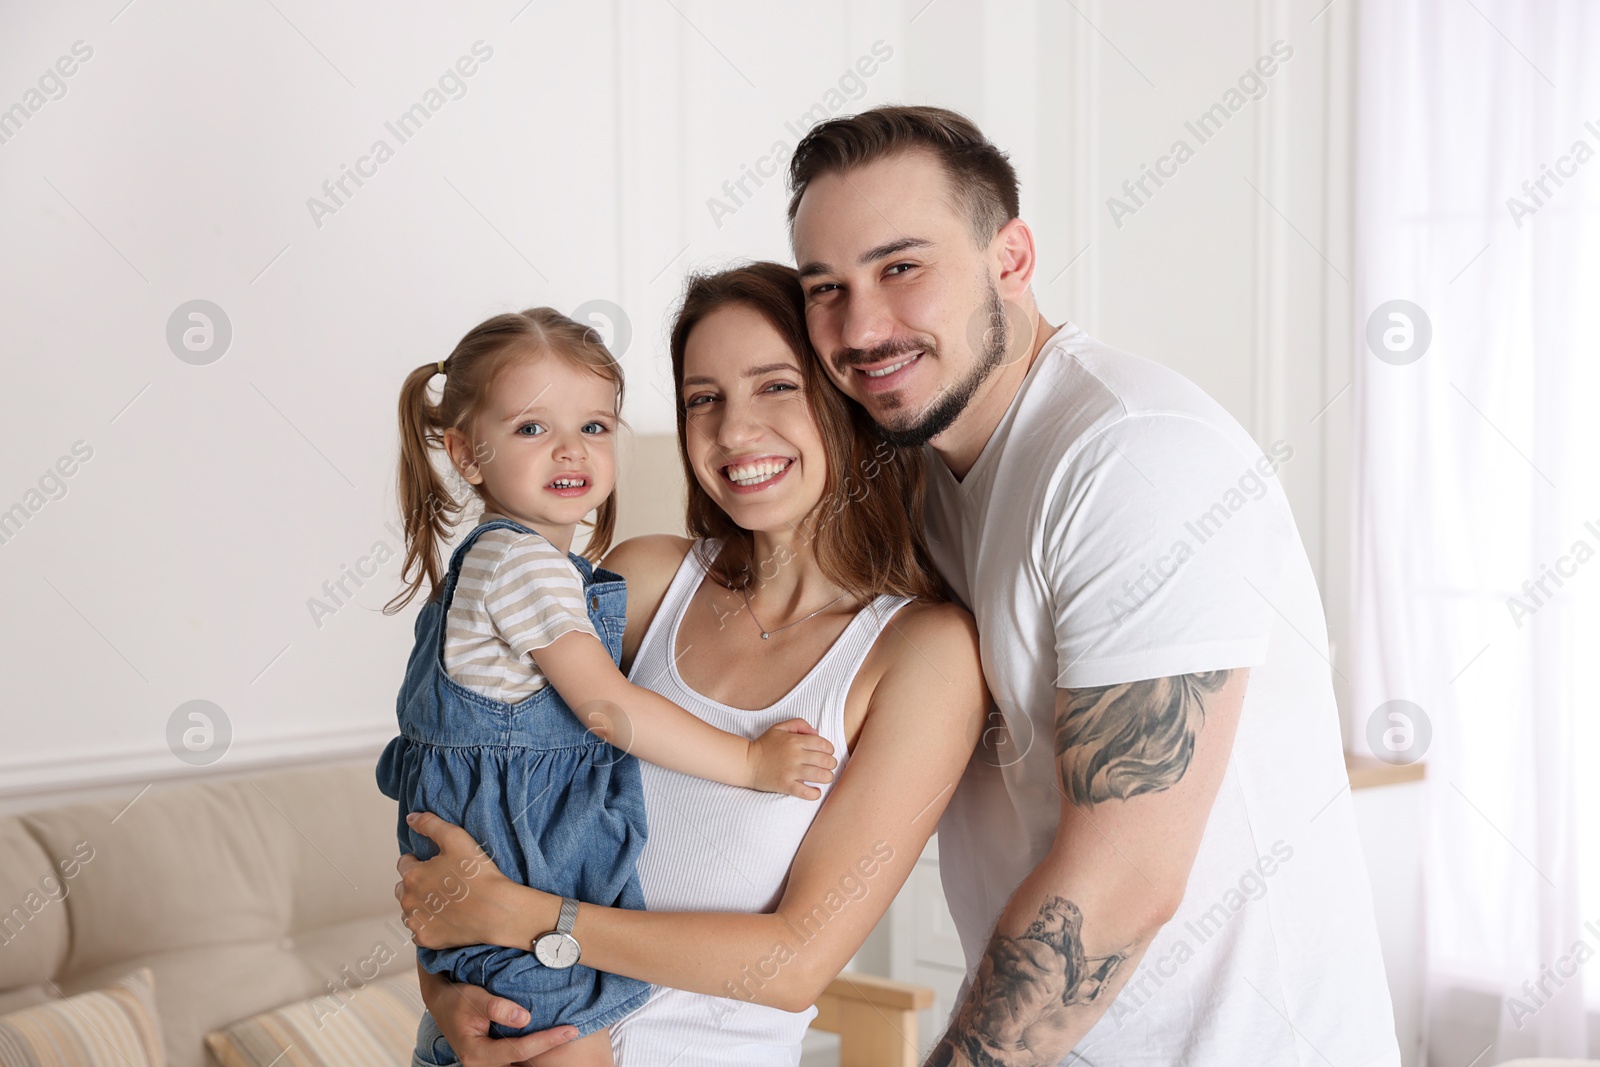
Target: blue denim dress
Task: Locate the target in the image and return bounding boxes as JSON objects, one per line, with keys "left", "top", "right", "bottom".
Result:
{"left": 376, "top": 517, "right": 652, "bottom": 1057}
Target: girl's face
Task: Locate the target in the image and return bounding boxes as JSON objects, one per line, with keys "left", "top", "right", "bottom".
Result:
{"left": 446, "top": 349, "right": 618, "bottom": 537}
{"left": 679, "top": 304, "right": 829, "bottom": 536}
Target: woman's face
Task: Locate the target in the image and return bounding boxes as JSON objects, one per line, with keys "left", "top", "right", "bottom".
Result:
{"left": 679, "top": 304, "right": 829, "bottom": 536}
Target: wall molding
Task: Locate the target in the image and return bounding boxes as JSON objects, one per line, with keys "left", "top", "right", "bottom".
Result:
{"left": 0, "top": 723, "right": 394, "bottom": 806}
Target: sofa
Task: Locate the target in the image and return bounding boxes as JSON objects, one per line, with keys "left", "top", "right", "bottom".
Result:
{"left": 0, "top": 760, "right": 930, "bottom": 1067}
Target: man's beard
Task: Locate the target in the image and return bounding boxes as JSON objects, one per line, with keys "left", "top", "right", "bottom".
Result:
{"left": 870, "top": 279, "right": 1009, "bottom": 449}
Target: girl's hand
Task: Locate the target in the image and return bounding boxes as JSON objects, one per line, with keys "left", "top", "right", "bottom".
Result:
{"left": 746, "top": 718, "right": 837, "bottom": 800}
{"left": 397, "top": 812, "right": 530, "bottom": 950}
{"left": 418, "top": 967, "right": 578, "bottom": 1067}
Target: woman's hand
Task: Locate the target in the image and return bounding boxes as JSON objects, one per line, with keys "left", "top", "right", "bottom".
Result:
{"left": 418, "top": 966, "right": 578, "bottom": 1067}
{"left": 397, "top": 811, "right": 549, "bottom": 951}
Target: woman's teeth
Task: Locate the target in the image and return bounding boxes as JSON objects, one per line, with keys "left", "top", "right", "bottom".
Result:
{"left": 726, "top": 459, "right": 791, "bottom": 486}
{"left": 865, "top": 353, "right": 918, "bottom": 378}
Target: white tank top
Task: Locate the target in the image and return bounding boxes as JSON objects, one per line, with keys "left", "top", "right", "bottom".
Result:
{"left": 609, "top": 540, "right": 911, "bottom": 1066}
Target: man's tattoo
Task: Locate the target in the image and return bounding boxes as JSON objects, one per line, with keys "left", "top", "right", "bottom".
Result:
{"left": 928, "top": 896, "right": 1127, "bottom": 1066}
{"left": 1054, "top": 671, "right": 1232, "bottom": 806}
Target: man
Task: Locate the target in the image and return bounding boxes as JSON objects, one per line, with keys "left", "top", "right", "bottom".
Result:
{"left": 787, "top": 106, "right": 1399, "bottom": 1066}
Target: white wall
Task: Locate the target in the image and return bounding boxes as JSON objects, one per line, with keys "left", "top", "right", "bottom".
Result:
{"left": 0, "top": 0, "right": 1357, "bottom": 799}
{"left": 4, "top": 0, "right": 1406, "bottom": 1055}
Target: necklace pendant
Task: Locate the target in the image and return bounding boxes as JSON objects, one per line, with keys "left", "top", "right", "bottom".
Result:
{"left": 761, "top": 632, "right": 770, "bottom": 640}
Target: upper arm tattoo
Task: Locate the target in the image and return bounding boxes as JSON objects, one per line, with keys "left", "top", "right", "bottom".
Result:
{"left": 926, "top": 671, "right": 1235, "bottom": 1065}
{"left": 1054, "top": 671, "right": 1232, "bottom": 806}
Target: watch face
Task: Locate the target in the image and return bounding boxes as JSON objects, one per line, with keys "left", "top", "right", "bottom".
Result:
{"left": 535, "top": 932, "right": 581, "bottom": 969}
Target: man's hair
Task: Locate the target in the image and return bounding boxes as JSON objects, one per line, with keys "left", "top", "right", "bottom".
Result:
{"left": 786, "top": 105, "right": 1020, "bottom": 245}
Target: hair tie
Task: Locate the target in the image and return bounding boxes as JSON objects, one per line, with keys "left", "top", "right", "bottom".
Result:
{"left": 437, "top": 360, "right": 446, "bottom": 376}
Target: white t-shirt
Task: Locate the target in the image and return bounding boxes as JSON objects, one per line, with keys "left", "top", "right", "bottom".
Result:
{"left": 927, "top": 323, "right": 1400, "bottom": 1066}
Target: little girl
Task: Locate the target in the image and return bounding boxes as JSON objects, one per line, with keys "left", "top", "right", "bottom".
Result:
{"left": 376, "top": 307, "right": 836, "bottom": 1067}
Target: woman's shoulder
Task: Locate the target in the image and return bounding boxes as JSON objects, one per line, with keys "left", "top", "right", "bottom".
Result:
{"left": 883, "top": 597, "right": 979, "bottom": 650}
{"left": 852, "top": 597, "right": 987, "bottom": 741}
{"left": 869, "top": 599, "right": 984, "bottom": 695}
{"left": 601, "top": 534, "right": 696, "bottom": 581}
{"left": 605, "top": 536, "right": 698, "bottom": 667}
{"left": 602, "top": 535, "right": 697, "bottom": 614}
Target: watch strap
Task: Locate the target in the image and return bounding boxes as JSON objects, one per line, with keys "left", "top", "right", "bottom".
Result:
{"left": 556, "top": 896, "right": 579, "bottom": 936}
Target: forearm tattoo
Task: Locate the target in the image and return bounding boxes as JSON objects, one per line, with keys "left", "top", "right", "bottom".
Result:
{"left": 925, "top": 673, "right": 1232, "bottom": 1064}
{"left": 928, "top": 896, "right": 1127, "bottom": 1067}
{"left": 1054, "top": 671, "right": 1232, "bottom": 806}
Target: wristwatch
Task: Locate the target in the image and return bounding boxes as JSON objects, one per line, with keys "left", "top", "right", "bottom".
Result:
{"left": 533, "top": 896, "right": 582, "bottom": 969}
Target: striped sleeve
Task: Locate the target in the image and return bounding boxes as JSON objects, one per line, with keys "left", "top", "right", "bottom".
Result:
{"left": 468, "top": 530, "right": 598, "bottom": 661}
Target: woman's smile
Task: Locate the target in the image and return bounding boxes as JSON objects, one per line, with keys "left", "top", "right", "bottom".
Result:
{"left": 721, "top": 455, "right": 795, "bottom": 492}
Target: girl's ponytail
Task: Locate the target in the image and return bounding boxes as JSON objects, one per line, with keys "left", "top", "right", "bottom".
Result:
{"left": 385, "top": 363, "right": 466, "bottom": 613}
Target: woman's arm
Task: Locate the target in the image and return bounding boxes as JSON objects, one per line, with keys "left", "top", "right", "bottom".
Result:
{"left": 401, "top": 601, "right": 987, "bottom": 1013}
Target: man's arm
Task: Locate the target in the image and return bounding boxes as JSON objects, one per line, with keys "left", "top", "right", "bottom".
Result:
{"left": 416, "top": 963, "right": 579, "bottom": 1066}
{"left": 926, "top": 669, "right": 1248, "bottom": 1066}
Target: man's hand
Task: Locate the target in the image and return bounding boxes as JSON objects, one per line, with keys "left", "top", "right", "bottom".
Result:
{"left": 418, "top": 967, "right": 577, "bottom": 1067}
{"left": 397, "top": 811, "right": 522, "bottom": 950}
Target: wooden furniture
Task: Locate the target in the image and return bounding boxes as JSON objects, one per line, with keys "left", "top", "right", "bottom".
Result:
{"left": 811, "top": 972, "right": 936, "bottom": 1067}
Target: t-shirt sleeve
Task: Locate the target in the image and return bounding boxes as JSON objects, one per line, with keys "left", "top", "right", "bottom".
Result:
{"left": 479, "top": 534, "right": 599, "bottom": 662}
{"left": 1041, "top": 414, "right": 1294, "bottom": 690}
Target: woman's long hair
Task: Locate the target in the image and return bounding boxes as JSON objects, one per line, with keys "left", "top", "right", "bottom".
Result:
{"left": 668, "top": 262, "right": 944, "bottom": 603}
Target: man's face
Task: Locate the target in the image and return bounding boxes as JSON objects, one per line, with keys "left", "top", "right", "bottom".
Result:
{"left": 792, "top": 150, "right": 1006, "bottom": 447}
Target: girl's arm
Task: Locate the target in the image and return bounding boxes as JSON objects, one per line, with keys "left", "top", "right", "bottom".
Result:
{"left": 535, "top": 629, "right": 835, "bottom": 798}
{"left": 400, "top": 601, "right": 987, "bottom": 1012}
{"left": 485, "top": 532, "right": 832, "bottom": 797}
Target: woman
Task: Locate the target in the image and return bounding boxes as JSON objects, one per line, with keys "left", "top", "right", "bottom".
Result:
{"left": 396, "top": 262, "right": 986, "bottom": 1066}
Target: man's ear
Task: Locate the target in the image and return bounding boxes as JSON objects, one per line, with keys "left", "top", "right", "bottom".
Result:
{"left": 992, "top": 217, "right": 1039, "bottom": 301}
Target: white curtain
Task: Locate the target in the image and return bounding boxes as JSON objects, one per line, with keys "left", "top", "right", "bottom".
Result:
{"left": 1353, "top": 0, "right": 1600, "bottom": 1062}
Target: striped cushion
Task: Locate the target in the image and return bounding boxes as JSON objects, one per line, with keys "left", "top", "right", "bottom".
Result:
{"left": 0, "top": 968, "right": 165, "bottom": 1067}
{"left": 204, "top": 971, "right": 424, "bottom": 1067}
